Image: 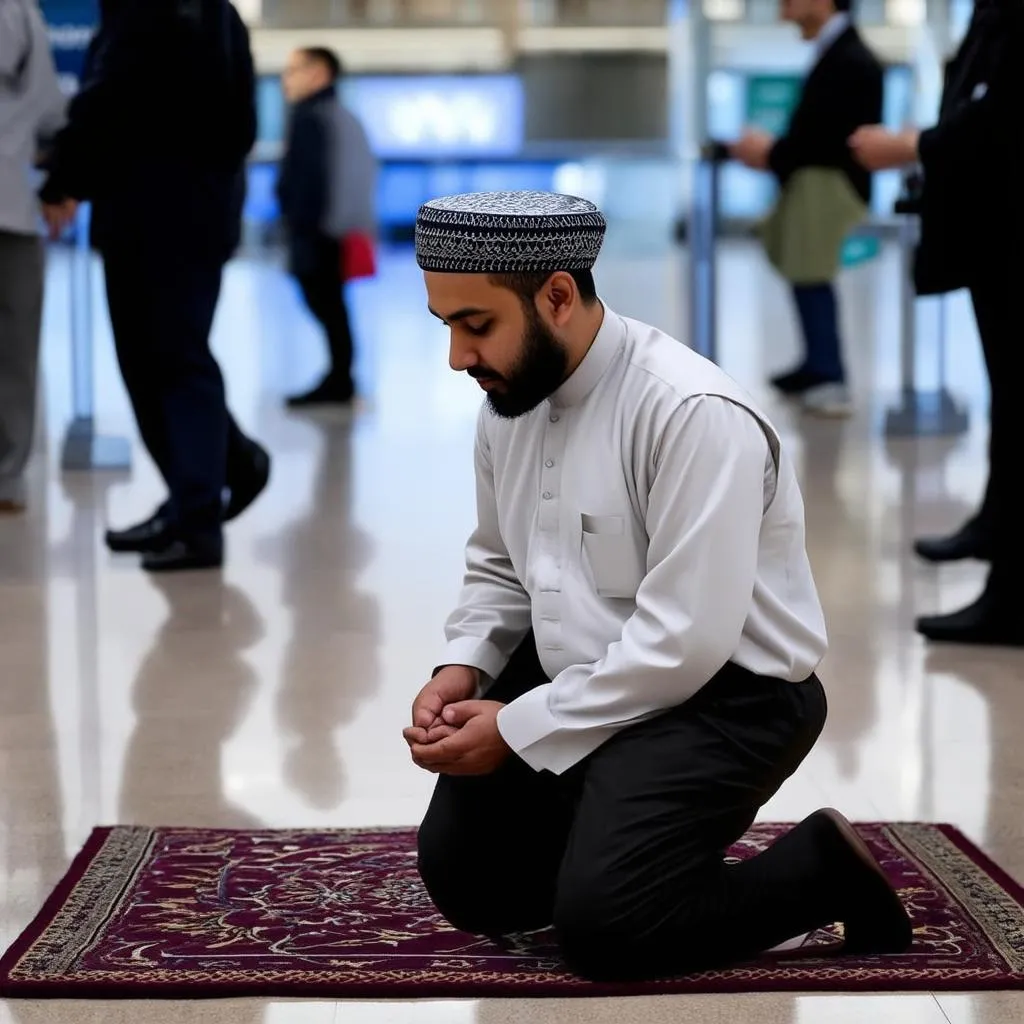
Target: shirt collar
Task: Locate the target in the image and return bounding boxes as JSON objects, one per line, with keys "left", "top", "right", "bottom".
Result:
{"left": 813, "top": 12, "right": 850, "bottom": 63}
{"left": 549, "top": 303, "right": 625, "bottom": 409}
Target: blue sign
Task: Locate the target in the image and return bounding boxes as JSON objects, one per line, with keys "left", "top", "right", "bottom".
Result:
{"left": 342, "top": 75, "right": 525, "bottom": 160}
{"left": 40, "top": 0, "right": 97, "bottom": 95}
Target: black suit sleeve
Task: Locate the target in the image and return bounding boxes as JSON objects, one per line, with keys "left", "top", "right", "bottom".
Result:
{"left": 917, "top": 6, "right": 1022, "bottom": 175}
{"left": 39, "top": 10, "right": 163, "bottom": 202}
{"left": 768, "top": 50, "right": 884, "bottom": 183}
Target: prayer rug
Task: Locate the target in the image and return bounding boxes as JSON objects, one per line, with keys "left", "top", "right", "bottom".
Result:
{"left": 2, "top": 823, "right": 1023, "bottom": 998}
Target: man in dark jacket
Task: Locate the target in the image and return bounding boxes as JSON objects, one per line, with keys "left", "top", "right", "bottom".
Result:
{"left": 39, "top": 0, "right": 270, "bottom": 572}
{"left": 277, "top": 46, "right": 375, "bottom": 407}
{"left": 732, "top": 0, "right": 883, "bottom": 416}
{"left": 851, "top": 0, "right": 1023, "bottom": 647}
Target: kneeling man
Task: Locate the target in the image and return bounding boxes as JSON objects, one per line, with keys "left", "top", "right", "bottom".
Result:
{"left": 403, "top": 190, "right": 912, "bottom": 981}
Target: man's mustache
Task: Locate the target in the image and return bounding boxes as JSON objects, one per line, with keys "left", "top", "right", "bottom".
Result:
{"left": 468, "top": 367, "right": 503, "bottom": 383}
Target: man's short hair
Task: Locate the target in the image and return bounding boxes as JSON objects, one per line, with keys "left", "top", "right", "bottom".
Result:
{"left": 833, "top": 0, "right": 854, "bottom": 12}
{"left": 489, "top": 270, "right": 598, "bottom": 308}
{"left": 301, "top": 47, "right": 343, "bottom": 83}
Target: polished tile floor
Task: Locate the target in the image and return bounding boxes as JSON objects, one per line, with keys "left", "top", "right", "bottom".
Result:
{"left": 2, "top": 233, "right": 1022, "bottom": 1023}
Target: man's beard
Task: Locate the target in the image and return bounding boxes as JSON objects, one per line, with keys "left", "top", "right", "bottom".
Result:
{"left": 469, "top": 308, "right": 570, "bottom": 419}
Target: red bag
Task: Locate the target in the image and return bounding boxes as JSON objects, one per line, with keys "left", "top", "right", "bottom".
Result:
{"left": 341, "top": 232, "right": 376, "bottom": 282}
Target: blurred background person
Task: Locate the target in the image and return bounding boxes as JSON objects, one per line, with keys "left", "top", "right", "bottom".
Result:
{"left": 851, "top": 0, "right": 1023, "bottom": 647}
{"left": 277, "top": 46, "right": 376, "bottom": 408}
{"left": 0, "top": 0, "right": 65, "bottom": 513}
{"left": 37, "top": 0, "right": 270, "bottom": 572}
{"left": 732, "top": 0, "right": 883, "bottom": 418}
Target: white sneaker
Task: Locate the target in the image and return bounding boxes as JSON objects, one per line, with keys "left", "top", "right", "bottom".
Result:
{"left": 802, "top": 382, "right": 853, "bottom": 418}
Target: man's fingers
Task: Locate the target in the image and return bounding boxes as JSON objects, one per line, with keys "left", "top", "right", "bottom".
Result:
{"left": 442, "top": 700, "right": 487, "bottom": 728}
{"left": 403, "top": 726, "right": 429, "bottom": 747}
{"left": 425, "top": 723, "right": 459, "bottom": 743}
{"left": 411, "top": 735, "right": 466, "bottom": 766}
{"left": 413, "top": 707, "right": 437, "bottom": 729}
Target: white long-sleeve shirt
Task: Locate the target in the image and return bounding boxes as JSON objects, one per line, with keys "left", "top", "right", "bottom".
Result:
{"left": 440, "top": 305, "right": 828, "bottom": 775}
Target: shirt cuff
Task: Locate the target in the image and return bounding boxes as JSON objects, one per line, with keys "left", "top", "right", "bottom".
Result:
{"left": 497, "top": 683, "right": 594, "bottom": 776}
{"left": 435, "top": 635, "right": 510, "bottom": 685}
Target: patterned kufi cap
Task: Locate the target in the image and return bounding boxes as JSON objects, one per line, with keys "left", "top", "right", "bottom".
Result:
{"left": 415, "top": 190, "right": 607, "bottom": 274}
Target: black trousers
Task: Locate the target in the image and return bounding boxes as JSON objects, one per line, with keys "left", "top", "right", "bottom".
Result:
{"left": 296, "top": 236, "right": 355, "bottom": 393}
{"left": 969, "top": 271, "right": 1024, "bottom": 592}
{"left": 103, "top": 252, "right": 251, "bottom": 536}
{"left": 418, "top": 639, "right": 834, "bottom": 981}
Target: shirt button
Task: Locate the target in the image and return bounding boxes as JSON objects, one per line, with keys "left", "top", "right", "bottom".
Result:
{"left": 542, "top": 491, "right": 553, "bottom": 500}
{"left": 545, "top": 459, "right": 555, "bottom": 468}
{"left": 549, "top": 414, "right": 560, "bottom": 423}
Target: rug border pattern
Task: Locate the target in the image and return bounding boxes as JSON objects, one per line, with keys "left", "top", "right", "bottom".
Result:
{"left": 2, "top": 822, "right": 1023, "bottom": 999}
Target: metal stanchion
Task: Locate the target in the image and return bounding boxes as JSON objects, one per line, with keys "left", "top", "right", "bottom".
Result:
{"left": 59, "top": 204, "right": 132, "bottom": 471}
{"left": 688, "top": 141, "right": 726, "bottom": 364}
{"left": 884, "top": 185, "right": 969, "bottom": 438}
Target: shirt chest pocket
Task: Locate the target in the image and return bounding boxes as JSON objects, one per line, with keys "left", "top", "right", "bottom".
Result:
{"left": 580, "top": 514, "right": 645, "bottom": 600}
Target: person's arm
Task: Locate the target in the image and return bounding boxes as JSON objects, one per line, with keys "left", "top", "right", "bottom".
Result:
{"left": 769, "top": 54, "right": 883, "bottom": 181}
{"left": 437, "top": 408, "right": 534, "bottom": 682}
{"left": 39, "top": 8, "right": 163, "bottom": 202}
{"left": 32, "top": 12, "right": 67, "bottom": 146}
{"left": 0, "top": 0, "right": 29, "bottom": 80}
{"left": 497, "top": 396, "right": 773, "bottom": 775}
{"left": 917, "top": 9, "right": 1022, "bottom": 173}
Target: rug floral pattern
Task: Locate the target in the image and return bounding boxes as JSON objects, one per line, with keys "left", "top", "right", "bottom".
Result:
{"left": 2, "top": 823, "right": 1023, "bottom": 998}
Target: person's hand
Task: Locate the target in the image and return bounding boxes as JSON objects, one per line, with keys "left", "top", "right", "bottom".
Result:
{"left": 404, "top": 664, "right": 480, "bottom": 748}
{"left": 848, "top": 125, "right": 920, "bottom": 171}
{"left": 407, "top": 700, "right": 511, "bottom": 776}
{"left": 730, "top": 128, "right": 774, "bottom": 170}
{"left": 41, "top": 199, "right": 78, "bottom": 240}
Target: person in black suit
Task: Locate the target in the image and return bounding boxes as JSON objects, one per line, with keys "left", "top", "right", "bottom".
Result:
{"left": 851, "top": 0, "right": 1023, "bottom": 647}
{"left": 38, "top": 0, "right": 270, "bottom": 572}
{"left": 732, "top": 0, "right": 883, "bottom": 416}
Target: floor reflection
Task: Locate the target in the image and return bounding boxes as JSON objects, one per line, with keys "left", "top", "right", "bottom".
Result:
{"left": 259, "top": 417, "right": 382, "bottom": 812}
{"left": 1, "top": 241, "right": 1020, "bottom": 1022}
{"left": 118, "top": 575, "right": 266, "bottom": 829}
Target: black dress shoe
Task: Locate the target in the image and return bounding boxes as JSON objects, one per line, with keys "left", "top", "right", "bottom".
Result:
{"left": 105, "top": 512, "right": 174, "bottom": 553}
{"left": 914, "top": 522, "right": 991, "bottom": 563}
{"left": 770, "top": 368, "right": 837, "bottom": 396}
{"left": 916, "top": 593, "right": 1024, "bottom": 647}
{"left": 286, "top": 378, "right": 355, "bottom": 408}
{"left": 812, "top": 809, "right": 913, "bottom": 955}
{"left": 225, "top": 440, "right": 271, "bottom": 522}
{"left": 141, "top": 537, "right": 223, "bottom": 573}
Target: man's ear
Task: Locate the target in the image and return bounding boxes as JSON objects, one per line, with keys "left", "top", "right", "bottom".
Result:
{"left": 540, "top": 271, "right": 578, "bottom": 327}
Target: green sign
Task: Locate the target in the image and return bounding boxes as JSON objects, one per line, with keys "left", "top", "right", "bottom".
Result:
{"left": 840, "top": 234, "right": 881, "bottom": 267}
{"left": 745, "top": 74, "right": 879, "bottom": 269}
{"left": 746, "top": 75, "right": 803, "bottom": 137}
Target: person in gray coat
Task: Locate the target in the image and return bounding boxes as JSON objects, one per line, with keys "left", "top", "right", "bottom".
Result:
{"left": 0, "top": 0, "right": 65, "bottom": 512}
{"left": 277, "top": 47, "right": 376, "bottom": 407}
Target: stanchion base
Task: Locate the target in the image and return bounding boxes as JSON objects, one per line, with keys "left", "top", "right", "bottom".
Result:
{"left": 884, "top": 389, "right": 971, "bottom": 438}
{"left": 61, "top": 418, "right": 132, "bottom": 472}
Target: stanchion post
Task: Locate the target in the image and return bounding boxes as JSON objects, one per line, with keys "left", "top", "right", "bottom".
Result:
{"left": 59, "top": 204, "right": 132, "bottom": 471}
{"left": 883, "top": 182, "right": 969, "bottom": 438}
{"left": 689, "top": 142, "right": 724, "bottom": 365}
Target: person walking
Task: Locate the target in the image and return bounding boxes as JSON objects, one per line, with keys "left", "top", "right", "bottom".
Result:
{"left": 277, "top": 46, "right": 376, "bottom": 407}
{"left": 0, "top": 0, "right": 65, "bottom": 512}
{"left": 38, "top": 0, "right": 271, "bottom": 571}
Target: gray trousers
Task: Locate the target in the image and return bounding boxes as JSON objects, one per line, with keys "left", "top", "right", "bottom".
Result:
{"left": 0, "top": 231, "right": 44, "bottom": 503}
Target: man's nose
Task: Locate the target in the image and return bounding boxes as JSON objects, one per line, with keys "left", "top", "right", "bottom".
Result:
{"left": 449, "top": 333, "right": 479, "bottom": 373}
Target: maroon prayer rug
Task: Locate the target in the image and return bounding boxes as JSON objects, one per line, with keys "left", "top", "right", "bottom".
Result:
{"left": 2, "top": 823, "right": 1023, "bottom": 999}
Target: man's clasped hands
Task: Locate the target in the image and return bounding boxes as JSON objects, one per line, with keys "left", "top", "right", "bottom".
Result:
{"left": 403, "top": 664, "right": 512, "bottom": 776}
